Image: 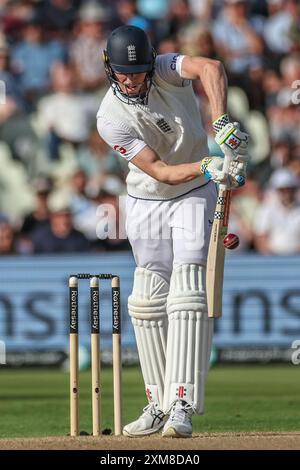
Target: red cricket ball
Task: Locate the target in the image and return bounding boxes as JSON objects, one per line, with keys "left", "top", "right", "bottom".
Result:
{"left": 223, "top": 233, "right": 239, "bottom": 250}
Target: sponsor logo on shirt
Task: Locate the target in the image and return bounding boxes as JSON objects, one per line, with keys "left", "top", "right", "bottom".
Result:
{"left": 156, "top": 118, "right": 172, "bottom": 133}
{"left": 114, "top": 145, "right": 127, "bottom": 155}
{"left": 170, "top": 54, "right": 179, "bottom": 71}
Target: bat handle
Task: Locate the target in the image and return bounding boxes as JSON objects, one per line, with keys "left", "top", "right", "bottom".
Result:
{"left": 219, "top": 149, "right": 234, "bottom": 191}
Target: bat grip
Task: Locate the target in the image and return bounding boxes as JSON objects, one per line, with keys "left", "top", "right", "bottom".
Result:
{"left": 219, "top": 149, "right": 234, "bottom": 190}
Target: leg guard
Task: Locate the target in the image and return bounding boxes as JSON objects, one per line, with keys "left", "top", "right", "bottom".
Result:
{"left": 163, "top": 264, "right": 213, "bottom": 415}
{"left": 128, "top": 268, "right": 169, "bottom": 408}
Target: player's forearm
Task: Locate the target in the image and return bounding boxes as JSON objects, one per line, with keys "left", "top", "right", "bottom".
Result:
{"left": 131, "top": 147, "right": 203, "bottom": 185}
{"left": 156, "top": 161, "right": 202, "bottom": 185}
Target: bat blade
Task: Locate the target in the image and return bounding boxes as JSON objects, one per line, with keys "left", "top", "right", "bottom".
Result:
{"left": 206, "top": 187, "right": 231, "bottom": 318}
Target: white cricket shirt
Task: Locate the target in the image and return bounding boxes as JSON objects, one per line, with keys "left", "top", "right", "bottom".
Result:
{"left": 97, "top": 53, "right": 209, "bottom": 200}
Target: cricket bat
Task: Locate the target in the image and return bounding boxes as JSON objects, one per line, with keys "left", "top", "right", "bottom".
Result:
{"left": 206, "top": 150, "right": 234, "bottom": 318}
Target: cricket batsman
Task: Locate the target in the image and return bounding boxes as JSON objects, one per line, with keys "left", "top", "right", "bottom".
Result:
{"left": 97, "top": 25, "right": 249, "bottom": 438}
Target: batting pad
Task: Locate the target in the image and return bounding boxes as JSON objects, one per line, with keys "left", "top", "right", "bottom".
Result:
{"left": 128, "top": 268, "right": 169, "bottom": 408}
{"left": 163, "top": 264, "right": 214, "bottom": 414}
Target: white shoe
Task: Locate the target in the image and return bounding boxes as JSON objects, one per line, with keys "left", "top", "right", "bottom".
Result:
{"left": 162, "top": 400, "right": 193, "bottom": 438}
{"left": 123, "top": 403, "right": 167, "bottom": 437}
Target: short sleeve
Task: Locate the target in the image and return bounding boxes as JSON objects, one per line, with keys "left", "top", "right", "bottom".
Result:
{"left": 97, "top": 117, "right": 147, "bottom": 162}
{"left": 155, "top": 53, "right": 191, "bottom": 87}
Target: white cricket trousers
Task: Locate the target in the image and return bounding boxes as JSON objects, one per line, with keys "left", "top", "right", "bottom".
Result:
{"left": 125, "top": 182, "right": 217, "bottom": 280}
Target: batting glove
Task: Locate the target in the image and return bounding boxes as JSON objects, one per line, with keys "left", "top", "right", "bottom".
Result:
{"left": 200, "top": 157, "right": 246, "bottom": 189}
{"left": 213, "top": 114, "right": 249, "bottom": 158}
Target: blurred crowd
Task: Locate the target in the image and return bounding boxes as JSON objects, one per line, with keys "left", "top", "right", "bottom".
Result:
{"left": 0, "top": 0, "right": 300, "bottom": 256}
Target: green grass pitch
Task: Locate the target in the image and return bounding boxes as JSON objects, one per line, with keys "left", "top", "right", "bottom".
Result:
{"left": 0, "top": 365, "right": 299, "bottom": 438}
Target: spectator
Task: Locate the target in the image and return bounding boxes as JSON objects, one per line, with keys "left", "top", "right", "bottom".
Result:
{"left": 0, "top": 214, "right": 16, "bottom": 255}
{"left": 0, "top": 35, "right": 25, "bottom": 111}
{"left": 263, "top": 68, "right": 283, "bottom": 108}
{"left": 20, "top": 176, "right": 52, "bottom": 235}
{"left": 70, "top": 1, "right": 109, "bottom": 92}
{"left": 77, "top": 128, "right": 128, "bottom": 188}
{"left": 11, "top": 14, "right": 66, "bottom": 107}
{"left": 254, "top": 168, "right": 300, "bottom": 254}
{"left": 137, "top": 0, "right": 170, "bottom": 20}
{"left": 31, "top": 191, "right": 90, "bottom": 253}
{"left": 18, "top": 177, "right": 52, "bottom": 254}
{"left": 37, "top": 62, "right": 98, "bottom": 160}
{"left": 119, "top": 0, "right": 152, "bottom": 36}
{"left": 229, "top": 172, "right": 263, "bottom": 252}
{"left": 157, "top": 36, "right": 179, "bottom": 54}
{"left": 38, "top": 0, "right": 77, "bottom": 36}
{"left": 1, "top": 0, "right": 37, "bottom": 43}
{"left": 270, "top": 140, "right": 293, "bottom": 170}
{"left": 277, "top": 53, "right": 300, "bottom": 108}
{"left": 136, "top": 0, "right": 171, "bottom": 42}
{"left": 116, "top": 0, "right": 136, "bottom": 22}
{"left": 264, "top": 0, "right": 300, "bottom": 56}
{"left": 167, "top": 0, "right": 195, "bottom": 37}
{"left": 0, "top": 93, "right": 39, "bottom": 174}
{"left": 188, "top": 0, "right": 214, "bottom": 20}
{"left": 67, "top": 168, "right": 100, "bottom": 241}
{"left": 66, "top": 167, "right": 125, "bottom": 247}
{"left": 178, "top": 23, "right": 217, "bottom": 58}
{"left": 266, "top": 55, "right": 300, "bottom": 151}
{"left": 93, "top": 189, "right": 131, "bottom": 251}
{"left": 212, "top": 0, "right": 264, "bottom": 100}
